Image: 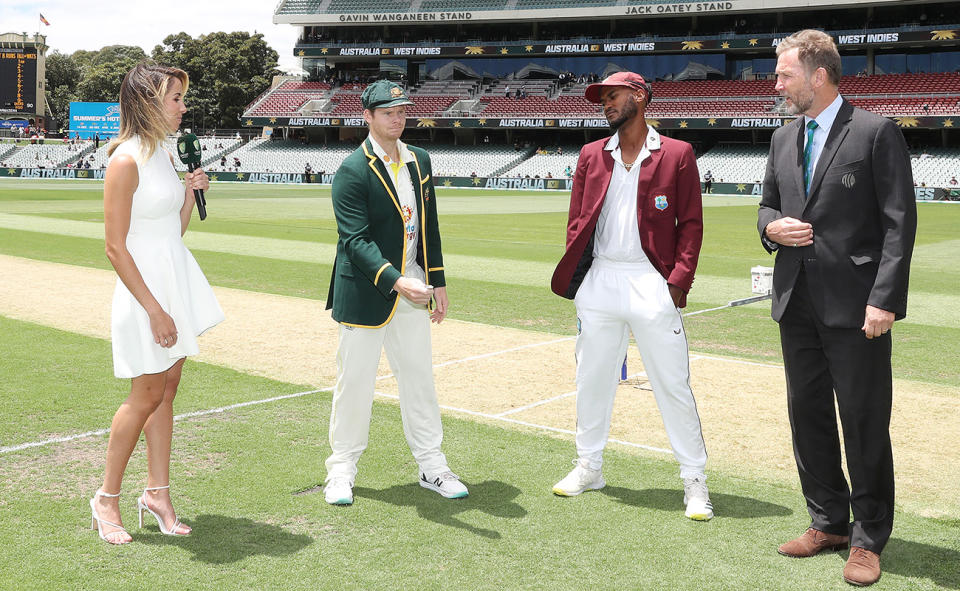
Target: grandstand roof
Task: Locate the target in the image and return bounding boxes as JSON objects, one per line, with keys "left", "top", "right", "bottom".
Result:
{"left": 273, "top": 0, "right": 908, "bottom": 26}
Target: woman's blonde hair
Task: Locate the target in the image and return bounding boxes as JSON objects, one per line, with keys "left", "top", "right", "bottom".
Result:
{"left": 107, "top": 62, "right": 188, "bottom": 161}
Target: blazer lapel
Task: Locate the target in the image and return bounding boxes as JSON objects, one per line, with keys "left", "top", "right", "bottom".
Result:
{"left": 804, "top": 100, "right": 854, "bottom": 206}
{"left": 361, "top": 138, "right": 404, "bottom": 218}
{"left": 407, "top": 157, "right": 424, "bottom": 219}
{"left": 589, "top": 149, "right": 616, "bottom": 219}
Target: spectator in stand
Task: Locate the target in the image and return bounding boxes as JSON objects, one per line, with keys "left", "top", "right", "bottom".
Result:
{"left": 557, "top": 146, "right": 563, "bottom": 155}
{"left": 564, "top": 165, "right": 573, "bottom": 178}
{"left": 220, "top": 155, "right": 227, "bottom": 168}
{"left": 515, "top": 87, "right": 521, "bottom": 99}
{"left": 305, "top": 162, "right": 313, "bottom": 183}
{"left": 950, "top": 176, "right": 957, "bottom": 186}
{"left": 95, "top": 133, "right": 101, "bottom": 150}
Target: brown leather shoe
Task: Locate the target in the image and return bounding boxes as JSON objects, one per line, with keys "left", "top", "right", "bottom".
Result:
{"left": 778, "top": 527, "right": 850, "bottom": 557}
{"left": 843, "top": 547, "right": 881, "bottom": 586}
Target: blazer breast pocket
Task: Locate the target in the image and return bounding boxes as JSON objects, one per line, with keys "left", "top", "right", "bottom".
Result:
{"left": 827, "top": 159, "right": 863, "bottom": 189}
{"left": 646, "top": 187, "right": 674, "bottom": 213}
{"left": 827, "top": 158, "right": 863, "bottom": 176}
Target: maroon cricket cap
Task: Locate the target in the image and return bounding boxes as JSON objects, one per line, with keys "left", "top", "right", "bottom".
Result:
{"left": 584, "top": 71, "right": 652, "bottom": 104}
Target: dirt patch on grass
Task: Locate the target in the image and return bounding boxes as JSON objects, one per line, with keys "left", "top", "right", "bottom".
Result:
{"left": 1, "top": 253, "right": 958, "bottom": 518}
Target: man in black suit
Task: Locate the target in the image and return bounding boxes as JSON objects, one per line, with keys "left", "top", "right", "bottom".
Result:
{"left": 758, "top": 30, "right": 916, "bottom": 587}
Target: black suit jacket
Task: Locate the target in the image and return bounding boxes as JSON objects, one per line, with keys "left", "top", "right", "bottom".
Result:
{"left": 758, "top": 99, "right": 917, "bottom": 328}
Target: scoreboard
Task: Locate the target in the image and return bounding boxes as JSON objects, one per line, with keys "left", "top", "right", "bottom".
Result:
{"left": 0, "top": 49, "right": 38, "bottom": 113}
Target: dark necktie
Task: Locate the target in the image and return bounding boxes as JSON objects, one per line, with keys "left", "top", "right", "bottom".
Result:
{"left": 803, "top": 120, "right": 819, "bottom": 194}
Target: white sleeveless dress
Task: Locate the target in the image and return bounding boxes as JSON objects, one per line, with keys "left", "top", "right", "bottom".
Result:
{"left": 109, "top": 136, "right": 224, "bottom": 378}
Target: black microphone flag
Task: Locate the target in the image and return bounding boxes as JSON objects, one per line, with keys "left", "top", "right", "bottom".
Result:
{"left": 176, "top": 133, "right": 207, "bottom": 220}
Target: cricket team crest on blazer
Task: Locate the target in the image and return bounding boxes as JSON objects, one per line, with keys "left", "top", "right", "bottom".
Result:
{"left": 654, "top": 194, "right": 669, "bottom": 210}
{"left": 842, "top": 172, "right": 856, "bottom": 189}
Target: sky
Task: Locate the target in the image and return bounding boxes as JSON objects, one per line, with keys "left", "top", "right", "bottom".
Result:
{"left": 0, "top": 0, "right": 302, "bottom": 72}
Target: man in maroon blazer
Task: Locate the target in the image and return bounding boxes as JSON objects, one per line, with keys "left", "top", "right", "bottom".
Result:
{"left": 550, "top": 71, "right": 711, "bottom": 521}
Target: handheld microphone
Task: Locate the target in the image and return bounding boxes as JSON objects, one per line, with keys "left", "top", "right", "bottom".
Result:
{"left": 176, "top": 133, "right": 207, "bottom": 220}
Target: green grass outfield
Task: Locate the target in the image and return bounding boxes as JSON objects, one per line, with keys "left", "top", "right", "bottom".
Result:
{"left": 1, "top": 179, "right": 957, "bottom": 384}
{"left": 1, "top": 179, "right": 958, "bottom": 590}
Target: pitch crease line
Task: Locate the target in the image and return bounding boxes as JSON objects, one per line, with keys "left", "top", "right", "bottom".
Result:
{"left": 494, "top": 372, "right": 647, "bottom": 417}
{"left": 375, "top": 390, "right": 673, "bottom": 455}
{"left": 2, "top": 331, "right": 778, "bottom": 455}
{"left": 0, "top": 388, "right": 330, "bottom": 454}
{"left": 0, "top": 334, "right": 574, "bottom": 455}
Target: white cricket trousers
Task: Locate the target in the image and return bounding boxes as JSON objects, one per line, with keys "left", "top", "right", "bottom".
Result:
{"left": 325, "top": 295, "right": 449, "bottom": 481}
{"left": 574, "top": 258, "right": 707, "bottom": 479}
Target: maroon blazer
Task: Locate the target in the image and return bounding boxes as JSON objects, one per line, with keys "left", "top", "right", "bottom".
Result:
{"left": 551, "top": 134, "right": 703, "bottom": 308}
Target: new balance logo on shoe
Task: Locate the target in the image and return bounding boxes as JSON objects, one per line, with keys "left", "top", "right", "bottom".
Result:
{"left": 419, "top": 471, "right": 469, "bottom": 499}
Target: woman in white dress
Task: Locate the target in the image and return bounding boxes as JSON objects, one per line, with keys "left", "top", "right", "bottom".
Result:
{"left": 89, "top": 63, "right": 224, "bottom": 545}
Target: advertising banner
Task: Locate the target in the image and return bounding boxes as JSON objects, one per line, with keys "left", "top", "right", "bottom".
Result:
{"left": 69, "top": 102, "right": 121, "bottom": 139}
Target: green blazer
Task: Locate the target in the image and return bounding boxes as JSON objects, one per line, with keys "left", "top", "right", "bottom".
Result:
{"left": 326, "top": 138, "right": 446, "bottom": 328}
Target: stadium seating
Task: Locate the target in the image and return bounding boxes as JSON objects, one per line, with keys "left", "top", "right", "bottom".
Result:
{"left": 838, "top": 73, "right": 960, "bottom": 95}
{"left": 695, "top": 145, "right": 770, "bottom": 185}
{"left": 246, "top": 80, "right": 334, "bottom": 117}
{"left": 414, "top": 80, "right": 478, "bottom": 96}
{"left": 910, "top": 148, "right": 960, "bottom": 188}
{"left": 2, "top": 141, "right": 92, "bottom": 169}
{"left": 325, "top": 0, "right": 416, "bottom": 13}
{"left": 49, "top": 137, "right": 243, "bottom": 171}
{"left": 420, "top": 0, "right": 508, "bottom": 10}
{"left": 162, "top": 137, "right": 243, "bottom": 171}
{"left": 246, "top": 72, "right": 960, "bottom": 120}
{"left": 500, "top": 147, "right": 580, "bottom": 179}
{"left": 326, "top": 91, "right": 459, "bottom": 117}
{"left": 480, "top": 96, "right": 600, "bottom": 116}
{"left": 847, "top": 97, "right": 960, "bottom": 116}
{"left": 428, "top": 144, "right": 531, "bottom": 177}
{"left": 220, "top": 138, "right": 357, "bottom": 175}
{"left": 652, "top": 80, "right": 778, "bottom": 97}
{"left": 275, "top": 0, "right": 326, "bottom": 15}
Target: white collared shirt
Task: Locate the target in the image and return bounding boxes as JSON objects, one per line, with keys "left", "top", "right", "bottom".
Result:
{"left": 368, "top": 135, "right": 424, "bottom": 281}
{"left": 593, "top": 126, "right": 661, "bottom": 263}
{"left": 803, "top": 93, "right": 844, "bottom": 180}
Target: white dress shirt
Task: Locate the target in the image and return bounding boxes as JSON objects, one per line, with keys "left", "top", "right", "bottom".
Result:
{"left": 803, "top": 93, "right": 844, "bottom": 179}
{"left": 593, "top": 126, "right": 661, "bottom": 264}
{"left": 368, "top": 135, "right": 424, "bottom": 281}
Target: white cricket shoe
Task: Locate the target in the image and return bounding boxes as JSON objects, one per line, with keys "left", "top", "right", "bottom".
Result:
{"left": 552, "top": 458, "right": 606, "bottom": 496}
{"left": 420, "top": 471, "right": 469, "bottom": 499}
{"left": 683, "top": 475, "right": 713, "bottom": 521}
{"left": 324, "top": 476, "right": 354, "bottom": 505}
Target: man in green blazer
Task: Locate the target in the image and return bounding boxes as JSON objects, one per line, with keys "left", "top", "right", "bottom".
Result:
{"left": 322, "top": 80, "right": 467, "bottom": 505}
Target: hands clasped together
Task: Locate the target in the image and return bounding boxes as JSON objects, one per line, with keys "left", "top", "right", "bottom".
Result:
{"left": 394, "top": 276, "right": 448, "bottom": 323}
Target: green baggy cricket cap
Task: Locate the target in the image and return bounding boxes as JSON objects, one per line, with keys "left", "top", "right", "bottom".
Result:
{"left": 361, "top": 80, "right": 415, "bottom": 110}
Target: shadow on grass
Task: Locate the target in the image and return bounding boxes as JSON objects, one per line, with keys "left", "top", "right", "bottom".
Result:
{"left": 136, "top": 514, "right": 314, "bottom": 564}
{"left": 353, "top": 479, "right": 527, "bottom": 539}
{"left": 883, "top": 537, "right": 960, "bottom": 589}
{"left": 601, "top": 486, "right": 793, "bottom": 518}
